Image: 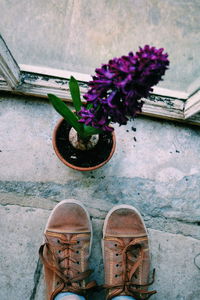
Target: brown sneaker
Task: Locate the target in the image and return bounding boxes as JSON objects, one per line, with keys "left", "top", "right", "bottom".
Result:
{"left": 39, "top": 199, "right": 96, "bottom": 300}
{"left": 102, "top": 205, "right": 156, "bottom": 300}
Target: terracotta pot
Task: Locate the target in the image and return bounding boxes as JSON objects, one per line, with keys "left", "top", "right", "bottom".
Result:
{"left": 52, "top": 118, "right": 116, "bottom": 171}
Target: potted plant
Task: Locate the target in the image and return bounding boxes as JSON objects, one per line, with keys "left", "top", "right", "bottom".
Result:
{"left": 48, "top": 45, "right": 169, "bottom": 171}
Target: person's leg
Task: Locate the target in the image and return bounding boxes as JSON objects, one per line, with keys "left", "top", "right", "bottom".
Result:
{"left": 39, "top": 199, "right": 96, "bottom": 300}
{"left": 102, "top": 205, "right": 157, "bottom": 300}
{"left": 54, "top": 292, "right": 137, "bottom": 300}
{"left": 54, "top": 294, "right": 136, "bottom": 300}
{"left": 112, "top": 297, "right": 136, "bottom": 300}
{"left": 54, "top": 293, "right": 137, "bottom": 300}
{"left": 112, "top": 296, "right": 136, "bottom": 300}
{"left": 54, "top": 292, "right": 86, "bottom": 300}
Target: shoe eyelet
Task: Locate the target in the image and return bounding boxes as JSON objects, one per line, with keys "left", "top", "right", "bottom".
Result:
{"left": 77, "top": 261, "right": 80, "bottom": 264}
{"left": 115, "top": 244, "right": 117, "bottom": 247}
{"left": 116, "top": 253, "right": 119, "bottom": 256}
{"left": 77, "top": 241, "right": 80, "bottom": 244}
{"left": 115, "top": 274, "right": 118, "bottom": 278}
{"left": 76, "top": 250, "right": 79, "bottom": 254}
{"left": 58, "top": 250, "right": 61, "bottom": 254}
{"left": 116, "top": 264, "right": 119, "bottom": 267}
{"left": 57, "top": 240, "right": 60, "bottom": 243}
{"left": 57, "top": 281, "right": 59, "bottom": 285}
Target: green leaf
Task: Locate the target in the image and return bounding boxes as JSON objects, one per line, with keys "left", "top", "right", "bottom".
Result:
{"left": 69, "top": 76, "right": 82, "bottom": 113}
{"left": 83, "top": 124, "right": 102, "bottom": 137}
{"left": 48, "top": 94, "right": 83, "bottom": 134}
{"left": 87, "top": 103, "right": 93, "bottom": 110}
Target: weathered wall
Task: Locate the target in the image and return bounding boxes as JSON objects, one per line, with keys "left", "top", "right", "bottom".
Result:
{"left": 1, "top": 0, "right": 200, "bottom": 91}
{"left": 0, "top": 93, "right": 200, "bottom": 299}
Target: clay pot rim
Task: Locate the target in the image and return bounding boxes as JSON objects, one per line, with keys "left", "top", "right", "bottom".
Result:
{"left": 52, "top": 118, "right": 116, "bottom": 171}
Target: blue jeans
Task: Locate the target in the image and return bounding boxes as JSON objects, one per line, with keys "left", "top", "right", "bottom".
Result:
{"left": 54, "top": 292, "right": 136, "bottom": 300}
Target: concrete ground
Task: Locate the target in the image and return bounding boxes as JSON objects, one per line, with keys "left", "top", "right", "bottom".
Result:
{"left": 0, "top": 93, "right": 200, "bottom": 300}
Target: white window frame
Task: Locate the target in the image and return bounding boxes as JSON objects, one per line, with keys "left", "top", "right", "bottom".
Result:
{"left": 0, "top": 34, "right": 200, "bottom": 126}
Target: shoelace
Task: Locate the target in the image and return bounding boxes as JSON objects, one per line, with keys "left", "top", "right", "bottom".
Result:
{"left": 39, "top": 235, "right": 97, "bottom": 300}
{"left": 103, "top": 237, "right": 157, "bottom": 300}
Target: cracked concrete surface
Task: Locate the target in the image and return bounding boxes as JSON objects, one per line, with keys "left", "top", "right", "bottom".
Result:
{"left": 1, "top": 205, "right": 200, "bottom": 300}
{"left": 0, "top": 95, "right": 200, "bottom": 299}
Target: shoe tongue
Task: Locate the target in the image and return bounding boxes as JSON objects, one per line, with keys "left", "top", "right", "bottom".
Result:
{"left": 122, "top": 237, "right": 133, "bottom": 244}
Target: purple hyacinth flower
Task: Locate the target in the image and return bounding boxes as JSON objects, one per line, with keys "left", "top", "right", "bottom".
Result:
{"left": 79, "top": 45, "right": 169, "bottom": 131}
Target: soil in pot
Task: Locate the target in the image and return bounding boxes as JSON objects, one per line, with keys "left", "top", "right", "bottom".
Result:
{"left": 55, "top": 119, "right": 114, "bottom": 168}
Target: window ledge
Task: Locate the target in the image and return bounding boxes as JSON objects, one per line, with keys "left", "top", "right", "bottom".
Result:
{"left": 0, "top": 35, "right": 200, "bottom": 126}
